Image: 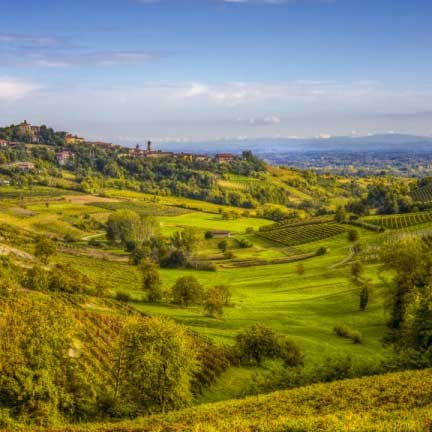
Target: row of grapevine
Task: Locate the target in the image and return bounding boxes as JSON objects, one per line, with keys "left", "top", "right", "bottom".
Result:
{"left": 365, "top": 211, "right": 432, "bottom": 230}
{"left": 411, "top": 184, "right": 432, "bottom": 202}
{"left": 258, "top": 223, "right": 346, "bottom": 246}
{"left": 259, "top": 217, "right": 332, "bottom": 232}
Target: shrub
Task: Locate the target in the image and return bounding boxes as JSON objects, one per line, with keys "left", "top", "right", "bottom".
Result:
{"left": 237, "top": 238, "right": 252, "bottom": 248}
{"left": 235, "top": 324, "right": 303, "bottom": 366}
{"left": 316, "top": 246, "right": 328, "bottom": 256}
{"left": 296, "top": 263, "right": 305, "bottom": 276}
{"left": 347, "top": 228, "right": 359, "bottom": 242}
{"left": 333, "top": 323, "right": 363, "bottom": 344}
{"left": 34, "top": 237, "right": 56, "bottom": 264}
{"left": 116, "top": 290, "right": 132, "bottom": 302}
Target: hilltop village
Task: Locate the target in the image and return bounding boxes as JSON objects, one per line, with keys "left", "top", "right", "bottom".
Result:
{"left": 0, "top": 120, "right": 235, "bottom": 171}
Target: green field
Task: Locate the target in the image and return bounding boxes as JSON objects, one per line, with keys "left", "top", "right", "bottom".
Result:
{"left": 0, "top": 186, "right": 396, "bottom": 407}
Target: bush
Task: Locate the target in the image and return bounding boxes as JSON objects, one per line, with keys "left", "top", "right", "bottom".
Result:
{"left": 347, "top": 228, "right": 359, "bottom": 242}
{"left": 316, "top": 246, "right": 328, "bottom": 256}
{"left": 237, "top": 238, "right": 252, "bottom": 248}
{"left": 235, "top": 324, "right": 303, "bottom": 366}
{"left": 116, "top": 290, "right": 132, "bottom": 302}
{"left": 333, "top": 323, "right": 362, "bottom": 344}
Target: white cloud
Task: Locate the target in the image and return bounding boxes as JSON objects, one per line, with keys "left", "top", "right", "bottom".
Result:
{"left": 0, "top": 77, "right": 38, "bottom": 100}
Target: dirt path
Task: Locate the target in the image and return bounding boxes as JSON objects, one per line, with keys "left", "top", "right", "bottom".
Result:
{"left": 329, "top": 246, "right": 355, "bottom": 269}
{"left": 0, "top": 243, "right": 36, "bottom": 262}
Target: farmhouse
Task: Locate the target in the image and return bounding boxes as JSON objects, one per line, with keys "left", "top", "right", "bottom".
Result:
{"left": 210, "top": 230, "right": 231, "bottom": 239}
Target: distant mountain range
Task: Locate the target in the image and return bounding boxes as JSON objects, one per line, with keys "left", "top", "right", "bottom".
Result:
{"left": 158, "top": 134, "right": 432, "bottom": 155}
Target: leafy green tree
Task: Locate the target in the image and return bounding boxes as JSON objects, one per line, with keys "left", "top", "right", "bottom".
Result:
{"left": 114, "top": 317, "right": 197, "bottom": 414}
{"left": 171, "top": 276, "right": 204, "bottom": 306}
{"left": 351, "top": 261, "right": 363, "bottom": 279}
{"left": 218, "top": 239, "right": 228, "bottom": 253}
{"left": 334, "top": 206, "right": 347, "bottom": 223}
{"left": 359, "top": 281, "right": 371, "bottom": 311}
{"left": 140, "top": 260, "right": 163, "bottom": 303}
{"left": 347, "top": 228, "right": 359, "bottom": 242}
{"left": 34, "top": 237, "right": 56, "bottom": 264}
{"left": 0, "top": 296, "right": 97, "bottom": 425}
{"left": 202, "top": 286, "right": 231, "bottom": 318}
{"left": 106, "top": 210, "right": 158, "bottom": 247}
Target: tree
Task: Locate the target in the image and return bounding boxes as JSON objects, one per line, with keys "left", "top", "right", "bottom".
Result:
{"left": 171, "top": 228, "right": 199, "bottom": 255}
{"left": 171, "top": 276, "right": 204, "bottom": 306}
{"left": 359, "top": 281, "right": 371, "bottom": 311}
{"left": 106, "top": 210, "right": 159, "bottom": 247}
{"left": 0, "top": 296, "right": 97, "bottom": 424}
{"left": 114, "top": 317, "right": 197, "bottom": 414}
{"left": 351, "top": 261, "right": 363, "bottom": 279}
{"left": 140, "top": 260, "right": 162, "bottom": 303}
{"left": 334, "top": 206, "right": 347, "bottom": 223}
{"left": 218, "top": 239, "right": 228, "bottom": 253}
{"left": 202, "top": 285, "right": 231, "bottom": 318}
{"left": 34, "top": 237, "right": 56, "bottom": 264}
{"left": 380, "top": 238, "right": 430, "bottom": 333}
{"left": 347, "top": 229, "right": 359, "bottom": 242}
{"left": 235, "top": 324, "right": 302, "bottom": 367}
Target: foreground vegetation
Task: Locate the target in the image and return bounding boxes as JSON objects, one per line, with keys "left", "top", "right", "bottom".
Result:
{"left": 27, "top": 369, "right": 432, "bottom": 432}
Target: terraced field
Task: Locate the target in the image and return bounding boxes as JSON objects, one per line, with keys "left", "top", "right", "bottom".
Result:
{"left": 365, "top": 211, "right": 432, "bottom": 230}
{"left": 257, "top": 222, "right": 346, "bottom": 246}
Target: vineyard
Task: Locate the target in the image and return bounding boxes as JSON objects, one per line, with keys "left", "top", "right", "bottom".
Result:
{"left": 365, "top": 211, "right": 432, "bottom": 230}
{"left": 259, "top": 217, "right": 332, "bottom": 232}
{"left": 51, "top": 368, "right": 432, "bottom": 432}
{"left": 411, "top": 184, "right": 432, "bottom": 202}
{"left": 88, "top": 200, "right": 191, "bottom": 217}
{"left": 257, "top": 222, "right": 346, "bottom": 246}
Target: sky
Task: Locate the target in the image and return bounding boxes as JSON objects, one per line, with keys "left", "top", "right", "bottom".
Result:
{"left": 1, "top": 0, "right": 432, "bottom": 144}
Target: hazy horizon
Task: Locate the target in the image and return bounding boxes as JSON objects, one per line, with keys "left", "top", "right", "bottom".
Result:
{"left": 1, "top": 0, "right": 432, "bottom": 143}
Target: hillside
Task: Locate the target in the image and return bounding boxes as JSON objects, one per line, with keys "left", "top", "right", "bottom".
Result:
{"left": 1, "top": 123, "right": 432, "bottom": 428}
{"left": 35, "top": 369, "right": 432, "bottom": 431}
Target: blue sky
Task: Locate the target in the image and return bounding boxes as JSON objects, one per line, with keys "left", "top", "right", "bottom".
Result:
{"left": 1, "top": 0, "right": 432, "bottom": 143}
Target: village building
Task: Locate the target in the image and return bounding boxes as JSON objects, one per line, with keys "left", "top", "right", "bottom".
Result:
{"left": 12, "top": 162, "right": 35, "bottom": 171}
{"left": 56, "top": 150, "right": 73, "bottom": 166}
{"left": 65, "top": 134, "right": 85, "bottom": 145}
{"left": 129, "top": 142, "right": 174, "bottom": 159}
{"left": 0, "top": 139, "right": 8, "bottom": 148}
{"left": 215, "top": 153, "right": 235, "bottom": 163}
{"left": 17, "top": 120, "right": 40, "bottom": 143}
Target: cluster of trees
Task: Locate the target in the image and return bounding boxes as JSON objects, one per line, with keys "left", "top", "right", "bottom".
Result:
{"left": 346, "top": 183, "right": 415, "bottom": 216}
{"left": 106, "top": 210, "right": 202, "bottom": 269}
{"left": 381, "top": 237, "right": 432, "bottom": 368}
{"left": 138, "top": 264, "right": 231, "bottom": 318}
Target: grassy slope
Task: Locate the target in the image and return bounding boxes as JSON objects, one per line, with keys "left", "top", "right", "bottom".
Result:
{"left": 40, "top": 369, "right": 432, "bottom": 432}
